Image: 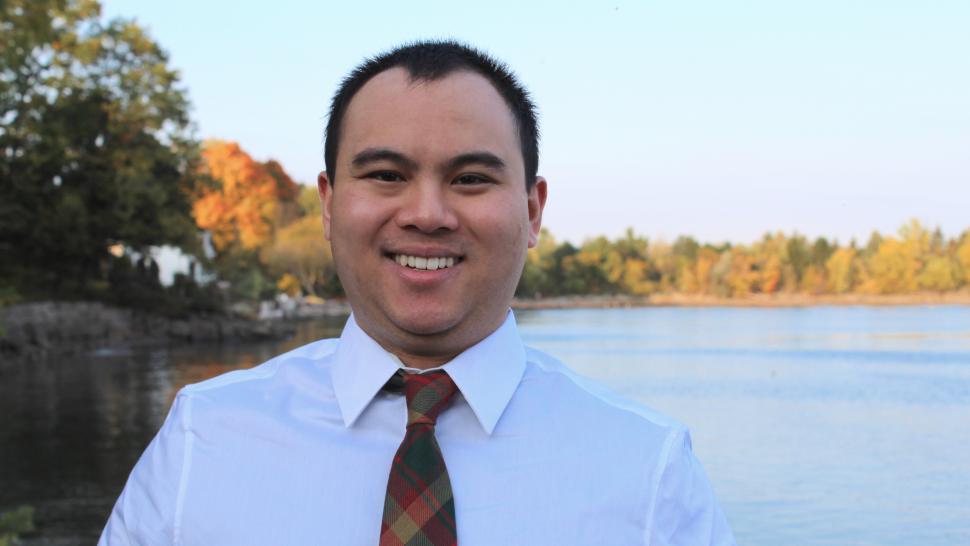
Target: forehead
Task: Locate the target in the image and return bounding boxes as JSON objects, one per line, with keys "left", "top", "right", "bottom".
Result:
{"left": 339, "top": 68, "right": 522, "bottom": 168}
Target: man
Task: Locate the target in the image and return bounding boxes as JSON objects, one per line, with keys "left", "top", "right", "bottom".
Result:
{"left": 100, "top": 41, "right": 735, "bottom": 545}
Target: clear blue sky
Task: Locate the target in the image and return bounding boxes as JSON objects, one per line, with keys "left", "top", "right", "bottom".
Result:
{"left": 102, "top": 0, "right": 969, "bottom": 246}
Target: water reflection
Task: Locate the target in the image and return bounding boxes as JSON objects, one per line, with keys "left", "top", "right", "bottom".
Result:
{"left": 0, "top": 317, "right": 346, "bottom": 544}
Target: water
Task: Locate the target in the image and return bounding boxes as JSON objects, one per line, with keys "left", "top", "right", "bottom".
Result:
{"left": 2, "top": 307, "right": 969, "bottom": 544}
{"left": 517, "top": 306, "right": 970, "bottom": 546}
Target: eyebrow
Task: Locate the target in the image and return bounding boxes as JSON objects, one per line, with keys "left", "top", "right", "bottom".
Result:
{"left": 350, "top": 148, "right": 418, "bottom": 171}
{"left": 444, "top": 151, "right": 507, "bottom": 173}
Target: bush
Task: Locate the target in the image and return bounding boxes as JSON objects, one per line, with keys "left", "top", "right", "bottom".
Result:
{"left": 0, "top": 505, "right": 35, "bottom": 546}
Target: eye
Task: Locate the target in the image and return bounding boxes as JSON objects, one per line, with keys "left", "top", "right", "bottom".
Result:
{"left": 453, "top": 174, "right": 490, "bottom": 186}
{"left": 367, "top": 171, "right": 404, "bottom": 182}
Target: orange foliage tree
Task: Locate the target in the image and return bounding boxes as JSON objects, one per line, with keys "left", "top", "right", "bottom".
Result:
{"left": 193, "top": 140, "right": 299, "bottom": 253}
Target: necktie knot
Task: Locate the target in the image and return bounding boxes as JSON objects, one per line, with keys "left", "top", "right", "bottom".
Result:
{"left": 387, "top": 370, "right": 458, "bottom": 427}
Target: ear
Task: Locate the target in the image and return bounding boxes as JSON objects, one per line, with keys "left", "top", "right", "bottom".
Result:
{"left": 526, "top": 176, "right": 548, "bottom": 248}
{"left": 317, "top": 171, "right": 334, "bottom": 240}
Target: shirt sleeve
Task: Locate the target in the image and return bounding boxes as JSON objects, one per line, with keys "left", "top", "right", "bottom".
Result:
{"left": 98, "top": 390, "right": 192, "bottom": 545}
{"left": 648, "top": 428, "right": 736, "bottom": 546}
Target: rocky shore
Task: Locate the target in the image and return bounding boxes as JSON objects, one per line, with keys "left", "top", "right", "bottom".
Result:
{"left": 0, "top": 301, "right": 301, "bottom": 362}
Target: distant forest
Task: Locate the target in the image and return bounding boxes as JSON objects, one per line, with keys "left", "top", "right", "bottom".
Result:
{"left": 3, "top": 1, "right": 968, "bottom": 313}
{"left": 517, "top": 221, "right": 970, "bottom": 299}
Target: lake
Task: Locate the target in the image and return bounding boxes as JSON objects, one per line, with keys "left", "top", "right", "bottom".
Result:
{"left": 2, "top": 306, "right": 969, "bottom": 544}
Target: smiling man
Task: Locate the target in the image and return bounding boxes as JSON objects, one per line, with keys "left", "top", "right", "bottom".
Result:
{"left": 320, "top": 65, "right": 543, "bottom": 370}
{"left": 100, "top": 41, "right": 735, "bottom": 545}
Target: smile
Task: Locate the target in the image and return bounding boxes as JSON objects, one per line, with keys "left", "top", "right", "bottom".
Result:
{"left": 392, "top": 254, "right": 459, "bottom": 271}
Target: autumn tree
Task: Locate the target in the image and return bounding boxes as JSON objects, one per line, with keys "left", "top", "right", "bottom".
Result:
{"left": 261, "top": 215, "right": 334, "bottom": 296}
{"left": 512, "top": 220, "right": 967, "bottom": 300}
{"left": 825, "top": 248, "right": 858, "bottom": 294}
{"left": 191, "top": 140, "right": 302, "bottom": 299}
{"left": 957, "top": 231, "right": 970, "bottom": 284}
{"left": 193, "top": 140, "right": 299, "bottom": 253}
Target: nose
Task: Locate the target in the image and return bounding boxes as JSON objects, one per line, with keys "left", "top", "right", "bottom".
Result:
{"left": 395, "top": 181, "right": 459, "bottom": 233}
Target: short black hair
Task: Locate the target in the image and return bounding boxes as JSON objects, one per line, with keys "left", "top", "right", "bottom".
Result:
{"left": 324, "top": 40, "right": 540, "bottom": 190}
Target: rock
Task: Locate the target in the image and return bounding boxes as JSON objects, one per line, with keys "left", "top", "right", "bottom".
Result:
{"left": 0, "top": 302, "right": 297, "bottom": 362}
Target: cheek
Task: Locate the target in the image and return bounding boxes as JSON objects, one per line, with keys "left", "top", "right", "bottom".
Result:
{"left": 466, "top": 200, "right": 532, "bottom": 257}
{"left": 331, "top": 191, "right": 389, "bottom": 243}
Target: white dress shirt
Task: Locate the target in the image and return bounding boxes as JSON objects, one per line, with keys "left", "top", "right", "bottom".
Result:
{"left": 100, "top": 311, "right": 735, "bottom": 545}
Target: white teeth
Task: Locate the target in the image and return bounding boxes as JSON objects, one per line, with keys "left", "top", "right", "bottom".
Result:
{"left": 393, "top": 254, "right": 458, "bottom": 270}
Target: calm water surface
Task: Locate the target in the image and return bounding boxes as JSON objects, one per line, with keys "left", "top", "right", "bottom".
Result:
{"left": 2, "top": 306, "right": 969, "bottom": 544}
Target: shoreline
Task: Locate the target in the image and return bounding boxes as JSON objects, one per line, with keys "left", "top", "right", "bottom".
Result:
{"left": 512, "top": 291, "right": 970, "bottom": 309}
{"left": 0, "top": 302, "right": 297, "bottom": 362}
{"left": 4, "top": 294, "right": 967, "bottom": 361}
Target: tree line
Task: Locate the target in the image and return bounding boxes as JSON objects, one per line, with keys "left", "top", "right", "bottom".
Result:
{"left": 517, "top": 222, "right": 970, "bottom": 299}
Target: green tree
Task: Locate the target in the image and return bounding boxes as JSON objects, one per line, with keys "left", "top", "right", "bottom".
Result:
{"left": 1, "top": 0, "right": 198, "bottom": 299}
{"left": 810, "top": 237, "right": 835, "bottom": 267}
{"left": 517, "top": 228, "right": 556, "bottom": 297}
{"left": 785, "top": 234, "right": 810, "bottom": 285}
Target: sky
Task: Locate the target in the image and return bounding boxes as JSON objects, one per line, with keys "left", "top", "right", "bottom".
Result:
{"left": 101, "top": 0, "right": 970, "bottom": 246}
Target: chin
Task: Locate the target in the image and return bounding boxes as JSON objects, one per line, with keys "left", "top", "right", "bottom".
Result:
{"left": 390, "top": 307, "right": 463, "bottom": 337}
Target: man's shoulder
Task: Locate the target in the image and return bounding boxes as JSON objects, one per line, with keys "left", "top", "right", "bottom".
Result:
{"left": 520, "top": 345, "right": 687, "bottom": 436}
{"left": 178, "top": 338, "right": 340, "bottom": 401}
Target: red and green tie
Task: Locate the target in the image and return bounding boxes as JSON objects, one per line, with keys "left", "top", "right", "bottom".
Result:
{"left": 380, "top": 370, "right": 459, "bottom": 546}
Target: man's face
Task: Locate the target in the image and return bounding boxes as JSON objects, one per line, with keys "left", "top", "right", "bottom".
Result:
{"left": 318, "top": 68, "right": 546, "bottom": 366}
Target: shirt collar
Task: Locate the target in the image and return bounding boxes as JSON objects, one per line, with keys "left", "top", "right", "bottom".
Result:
{"left": 331, "top": 311, "right": 526, "bottom": 435}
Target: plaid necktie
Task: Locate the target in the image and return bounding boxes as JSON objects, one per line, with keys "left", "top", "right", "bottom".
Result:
{"left": 380, "top": 370, "right": 459, "bottom": 546}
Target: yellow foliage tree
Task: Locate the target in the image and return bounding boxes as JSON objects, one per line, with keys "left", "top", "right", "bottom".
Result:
{"left": 861, "top": 237, "right": 920, "bottom": 294}
{"left": 261, "top": 216, "right": 333, "bottom": 296}
{"left": 800, "top": 265, "right": 826, "bottom": 294}
{"left": 676, "top": 259, "right": 700, "bottom": 294}
{"left": 726, "top": 250, "right": 757, "bottom": 297}
{"left": 693, "top": 248, "right": 719, "bottom": 294}
{"left": 760, "top": 254, "right": 783, "bottom": 294}
{"left": 956, "top": 232, "right": 970, "bottom": 284}
{"left": 825, "top": 248, "right": 857, "bottom": 294}
{"left": 918, "top": 256, "right": 958, "bottom": 292}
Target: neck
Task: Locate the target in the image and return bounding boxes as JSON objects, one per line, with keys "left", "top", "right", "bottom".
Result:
{"left": 351, "top": 310, "right": 509, "bottom": 371}
{"left": 395, "top": 351, "right": 458, "bottom": 370}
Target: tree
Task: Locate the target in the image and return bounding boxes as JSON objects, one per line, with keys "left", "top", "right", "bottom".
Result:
{"left": 825, "top": 248, "right": 858, "bottom": 294}
{"left": 861, "top": 237, "right": 920, "bottom": 294}
{"left": 917, "top": 256, "right": 958, "bottom": 292}
{"left": 957, "top": 231, "right": 970, "bottom": 284}
{"left": 785, "top": 234, "right": 810, "bottom": 284}
{"left": 517, "top": 228, "right": 556, "bottom": 297}
{"left": 1, "top": 0, "right": 198, "bottom": 298}
{"left": 193, "top": 140, "right": 299, "bottom": 253}
{"left": 192, "top": 140, "right": 301, "bottom": 297}
{"left": 261, "top": 215, "right": 334, "bottom": 296}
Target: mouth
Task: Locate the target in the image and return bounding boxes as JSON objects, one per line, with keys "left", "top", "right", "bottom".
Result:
{"left": 387, "top": 253, "right": 463, "bottom": 271}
